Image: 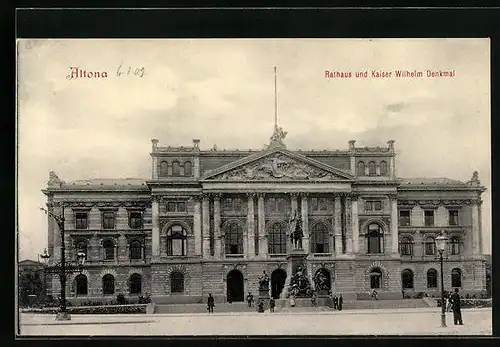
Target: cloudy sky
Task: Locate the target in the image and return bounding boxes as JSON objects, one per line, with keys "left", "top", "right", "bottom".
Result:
{"left": 17, "top": 38, "right": 491, "bottom": 260}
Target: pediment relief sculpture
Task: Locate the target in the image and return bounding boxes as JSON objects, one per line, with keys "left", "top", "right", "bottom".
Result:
{"left": 213, "top": 154, "right": 340, "bottom": 181}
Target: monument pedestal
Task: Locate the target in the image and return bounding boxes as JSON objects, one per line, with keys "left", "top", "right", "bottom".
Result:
{"left": 282, "top": 248, "right": 311, "bottom": 299}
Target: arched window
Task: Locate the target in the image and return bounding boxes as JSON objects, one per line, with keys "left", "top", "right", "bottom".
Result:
{"left": 129, "top": 273, "right": 142, "bottom": 294}
{"left": 172, "top": 161, "right": 181, "bottom": 176}
{"left": 370, "top": 268, "right": 382, "bottom": 289}
{"left": 451, "top": 268, "right": 462, "bottom": 287}
{"left": 402, "top": 269, "right": 414, "bottom": 289}
{"left": 75, "top": 274, "right": 88, "bottom": 295}
{"left": 450, "top": 236, "right": 460, "bottom": 255}
{"left": 379, "top": 161, "right": 388, "bottom": 175}
{"left": 75, "top": 241, "right": 88, "bottom": 260}
{"left": 160, "top": 161, "right": 168, "bottom": 177}
{"left": 357, "top": 161, "right": 365, "bottom": 176}
{"left": 167, "top": 225, "right": 187, "bottom": 256}
{"left": 170, "top": 271, "right": 184, "bottom": 293}
{"left": 102, "top": 239, "right": 115, "bottom": 260}
{"left": 368, "top": 161, "right": 376, "bottom": 176}
{"left": 425, "top": 236, "right": 436, "bottom": 256}
{"left": 129, "top": 240, "right": 142, "bottom": 260}
{"left": 268, "top": 222, "right": 287, "bottom": 254}
{"left": 311, "top": 222, "right": 329, "bottom": 253}
{"left": 400, "top": 236, "right": 413, "bottom": 256}
{"left": 225, "top": 223, "right": 243, "bottom": 255}
{"left": 184, "top": 161, "right": 192, "bottom": 176}
{"left": 427, "top": 269, "right": 438, "bottom": 288}
{"left": 367, "top": 223, "right": 383, "bottom": 254}
{"left": 102, "top": 274, "right": 115, "bottom": 295}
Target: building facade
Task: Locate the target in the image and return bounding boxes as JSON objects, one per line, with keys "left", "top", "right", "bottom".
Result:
{"left": 42, "top": 130, "right": 487, "bottom": 303}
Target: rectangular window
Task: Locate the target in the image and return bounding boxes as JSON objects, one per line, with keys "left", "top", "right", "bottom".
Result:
{"left": 75, "top": 212, "right": 88, "bottom": 229}
{"left": 449, "top": 210, "right": 459, "bottom": 226}
{"left": 102, "top": 211, "right": 115, "bottom": 229}
{"left": 318, "top": 198, "right": 328, "bottom": 211}
{"left": 399, "top": 210, "right": 411, "bottom": 226}
{"left": 167, "top": 202, "right": 176, "bottom": 212}
{"left": 365, "top": 200, "right": 383, "bottom": 212}
{"left": 310, "top": 198, "right": 318, "bottom": 212}
{"left": 166, "top": 201, "right": 186, "bottom": 213}
{"left": 129, "top": 211, "right": 143, "bottom": 229}
{"left": 424, "top": 210, "right": 435, "bottom": 226}
{"left": 277, "top": 198, "right": 285, "bottom": 213}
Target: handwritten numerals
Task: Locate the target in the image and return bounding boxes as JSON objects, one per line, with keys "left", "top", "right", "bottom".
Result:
{"left": 117, "top": 64, "right": 146, "bottom": 78}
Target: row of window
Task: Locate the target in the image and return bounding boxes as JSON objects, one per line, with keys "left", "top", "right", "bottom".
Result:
{"left": 159, "top": 161, "right": 192, "bottom": 177}
{"left": 72, "top": 272, "right": 185, "bottom": 296}
{"left": 75, "top": 239, "right": 145, "bottom": 261}
{"left": 75, "top": 211, "right": 143, "bottom": 230}
{"left": 400, "top": 236, "right": 461, "bottom": 256}
{"left": 370, "top": 267, "right": 463, "bottom": 289}
{"left": 73, "top": 273, "right": 143, "bottom": 295}
{"left": 399, "top": 209, "right": 459, "bottom": 227}
{"left": 357, "top": 161, "right": 389, "bottom": 176}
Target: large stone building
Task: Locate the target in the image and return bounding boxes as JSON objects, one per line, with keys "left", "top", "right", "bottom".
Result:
{"left": 42, "top": 127, "right": 487, "bottom": 303}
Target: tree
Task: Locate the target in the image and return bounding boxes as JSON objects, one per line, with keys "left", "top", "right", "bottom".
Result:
{"left": 18, "top": 272, "right": 44, "bottom": 307}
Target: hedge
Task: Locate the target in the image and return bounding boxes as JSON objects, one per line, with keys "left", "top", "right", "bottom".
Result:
{"left": 21, "top": 304, "right": 147, "bottom": 314}
{"left": 436, "top": 298, "right": 492, "bottom": 308}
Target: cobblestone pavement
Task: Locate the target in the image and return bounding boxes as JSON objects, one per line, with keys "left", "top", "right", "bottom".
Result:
{"left": 18, "top": 308, "right": 492, "bottom": 336}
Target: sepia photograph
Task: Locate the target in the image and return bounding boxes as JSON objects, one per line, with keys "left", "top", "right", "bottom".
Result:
{"left": 16, "top": 38, "right": 491, "bottom": 336}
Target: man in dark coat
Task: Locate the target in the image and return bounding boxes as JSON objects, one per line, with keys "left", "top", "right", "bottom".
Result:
{"left": 269, "top": 297, "right": 276, "bottom": 313}
{"left": 246, "top": 292, "right": 254, "bottom": 307}
{"left": 338, "top": 294, "right": 343, "bottom": 311}
{"left": 207, "top": 293, "right": 215, "bottom": 314}
{"left": 333, "top": 295, "right": 338, "bottom": 310}
{"left": 451, "top": 288, "right": 463, "bottom": 325}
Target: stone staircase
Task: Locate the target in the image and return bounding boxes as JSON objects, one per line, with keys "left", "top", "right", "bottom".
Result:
{"left": 153, "top": 298, "right": 431, "bottom": 314}
{"left": 343, "top": 299, "right": 430, "bottom": 310}
{"left": 154, "top": 302, "right": 255, "bottom": 314}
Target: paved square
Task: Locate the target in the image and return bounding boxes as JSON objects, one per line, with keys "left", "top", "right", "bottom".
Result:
{"left": 18, "top": 308, "right": 492, "bottom": 336}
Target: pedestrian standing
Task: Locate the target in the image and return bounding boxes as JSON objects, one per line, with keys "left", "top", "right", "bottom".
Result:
{"left": 246, "top": 292, "right": 254, "bottom": 307}
{"left": 311, "top": 292, "right": 317, "bottom": 307}
{"left": 338, "top": 294, "right": 343, "bottom": 311}
{"left": 207, "top": 293, "right": 215, "bottom": 314}
{"left": 333, "top": 295, "right": 338, "bottom": 310}
{"left": 451, "top": 288, "right": 464, "bottom": 325}
{"left": 227, "top": 291, "right": 232, "bottom": 304}
{"left": 446, "top": 293, "right": 453, "bottom": 313}
{"left": 269, "top": 297, "right": 275, "bottom": 313}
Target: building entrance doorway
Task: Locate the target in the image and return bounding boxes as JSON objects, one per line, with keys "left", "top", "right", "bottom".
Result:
{"left": 226, "top": 270, "right": 244, "bottom": 302}
{"left": 271, "top": 269, "right": 287, "bottom": 299}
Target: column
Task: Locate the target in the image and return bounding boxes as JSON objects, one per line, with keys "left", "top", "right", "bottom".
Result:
{"left": 246, "top": 194, "right": 255, "bottom": 258}
{"left": 194, "top": 156, "right": 200, "bottom": 179}
{"left": 290, "top": 193, "right": 298, "bottom": 253}
{"left": 257, "top": 193, "right": 267, "bottom": 257}
{"left": 472, "top": 200, "right": 481, "bottom": 255}
{"left": 193, "top": 197, "right": 202, "bottom": 256}
{"left": 152, "top": 197, "right": 160, "bottom": 261}
{"left": 390, "top": 195, "right": 399, "bottom": 255}
{"left": 202, "top": 194, "right": 211, "bottom": 257}
{"left": 352, "top": 195, "right": 359, "bottom": 253}
{"left": 345, "top": 195, "right": 353, "bottom": 254}
{"left": 213, "top": 194, "right": 222, "bottom": 258}
{"left": 334, "top": 195, "right": 342, "bottom": 255}
{"left": 301, "top": 193, "right": 309, "bottom": 252}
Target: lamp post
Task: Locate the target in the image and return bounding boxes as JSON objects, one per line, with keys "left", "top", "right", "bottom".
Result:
{"left": 435, "top": 234, "right": 448, "bottom": 328}
{"left": 40, "top": 206, "right": 86, "bottom": 321}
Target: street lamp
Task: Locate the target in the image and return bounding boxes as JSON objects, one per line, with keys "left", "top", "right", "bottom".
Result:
{"left": 40, "top": 206, "right": 86, "bottom": 321}
{"left": 435, "top": 234, "right": 448, "bottom": 328}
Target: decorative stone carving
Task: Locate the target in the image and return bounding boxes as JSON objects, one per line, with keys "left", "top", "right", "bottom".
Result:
{"left": 48, "top": 171, "right": 64, "bottom": 187}
{"left": 213, "top": 153, "right": 340, "bottom": 181}
{"left": 268, "top": 126, "right": 288, "bottom": 149}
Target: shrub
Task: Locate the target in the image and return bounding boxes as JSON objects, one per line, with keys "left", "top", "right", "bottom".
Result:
{"left": 436, "top": 298, "right": 491, "bottom": 308}
{"left": 116, "top": 294, "right": 127, "bottom": 305}
{"left": 22, "top": 304, "right": 148, "bottom": 314}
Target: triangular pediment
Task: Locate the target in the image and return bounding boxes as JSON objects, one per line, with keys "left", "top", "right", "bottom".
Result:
{"left": 202, "top": 148, "right": 355, "bottom": 182}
